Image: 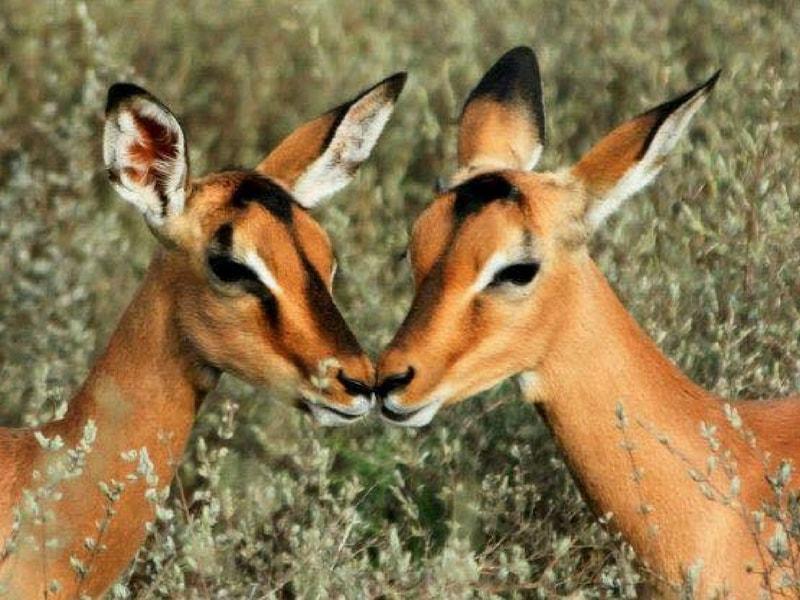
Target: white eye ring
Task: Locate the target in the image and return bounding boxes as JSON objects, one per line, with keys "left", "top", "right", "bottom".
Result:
{"left": 242, "top": 250, "right": 282, "bottom": 294}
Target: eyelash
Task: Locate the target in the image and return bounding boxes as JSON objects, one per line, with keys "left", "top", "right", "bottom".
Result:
{"left": 489, "top": 262, "right": 540, "bottom": 287}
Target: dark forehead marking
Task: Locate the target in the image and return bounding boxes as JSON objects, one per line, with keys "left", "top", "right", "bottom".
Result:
{"left": 451, "top": 173, "right": 520, "bottom": 222}
{"left": 230, "top": 172, "right": 297, "bottom": 224}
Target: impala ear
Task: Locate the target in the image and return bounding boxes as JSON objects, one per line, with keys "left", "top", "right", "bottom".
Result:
{"left": 103, "top": 83, "right": 190, "bottom": 227}
{"left": 573, "top": 71, "right": 720, "bottom": 230}
{"left": 456, "top": 46, "right": 545, "bottom": 179}
{"left": 256, "top": 73, "right": 407, "bottom": 209}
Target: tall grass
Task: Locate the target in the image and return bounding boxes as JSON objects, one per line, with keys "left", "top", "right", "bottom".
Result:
{"left": 1, "top": 0, "right": 798, "bottom": 596}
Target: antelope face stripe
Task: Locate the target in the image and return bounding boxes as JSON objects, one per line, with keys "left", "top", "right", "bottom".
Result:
{"left": 392, "top": 173, "right": 529, "bottom": 348}
{"left": 207, "top": 181, "right": 362, "bottom": 359}
{"left": 207, "top": 223, "right": 281, "bottom": 326}
{"left": 300, "top": 254, "right": 362, "bottom": 357}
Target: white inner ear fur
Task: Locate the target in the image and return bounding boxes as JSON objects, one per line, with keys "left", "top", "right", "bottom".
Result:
{"left": 291, "top": 97, "right": 395, "bottom": 209}
{"left": 242, "top": 250, "right": 282, "bottom": 295}
{"left": 586, "top": 90, "right": 710, "bottom": 230}
{"left": 523, "top": 144, "right": 544, "bottom": 171}
{"left": 103, "top": 100, "right": 187, "bottom": 226}
{"left": 329, "top": 259, "right": 338, "bottom": 287}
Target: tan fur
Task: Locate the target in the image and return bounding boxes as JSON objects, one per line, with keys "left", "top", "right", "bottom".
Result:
{"left": 571, "top": 112, "right": 657, "bottom": 196}
{"left": 0, "top": 101, "right": 377, "bottom": 599}
{"left": 381, "top": 170, "right": 800, "bottom": 595}
{"left": 256, "top": 112, "right": 335, "bottom": 186}
{"left": 458, "top": 99, "right": 541, "bottom": 175}
{"left": 379, "top": 72, "right": 796, "bottom": 596}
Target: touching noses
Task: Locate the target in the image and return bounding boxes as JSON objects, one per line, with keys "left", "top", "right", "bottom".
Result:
{"left": 337, "top": 369, "right": 373, "bottom": 398}
{"left": 332, "top": 352, "right": 421, "bottom": 418}
{"left": 375, "top": 366, "right": 416, "bottom": 399}
{"left": 334, "top": 353, "right": 376, "bottom": 401}
{"left": 374, "top": 362, "right": 416, "bottom": 419}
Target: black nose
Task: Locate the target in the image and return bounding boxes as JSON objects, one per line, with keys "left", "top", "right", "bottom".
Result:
{"left": 336, "top": 370, "right": 372, "bottom": 397}
{"left": 376, "top": 366, "right": 415, "bottom": 398}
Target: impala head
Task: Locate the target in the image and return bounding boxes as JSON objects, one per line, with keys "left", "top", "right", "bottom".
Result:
{"left": 103, "top": 74, "right": 406, "bottom": 425}
{"left": 377, "top": 46, "right": 718, "bottom": 426}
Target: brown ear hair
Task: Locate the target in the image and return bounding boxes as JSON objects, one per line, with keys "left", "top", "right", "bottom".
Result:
{"left": 256, "top": 73, "right": 407, "bottom": 208}
{"left": 572, "top": 71, "right": 720, "bottom": 229}
{"left": 457, "top": 46, "right": 546, "bottom": 176}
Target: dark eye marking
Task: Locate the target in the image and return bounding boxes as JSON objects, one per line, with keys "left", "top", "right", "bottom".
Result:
{"left": 300, "top": 255, "right": 362, "bottom": 356}
{"left": 207, "top": 255, "right": 260, "bottom": 285}
{"left": 207, "top": 222, "right": 279, "bottom": 326}
{"left": 208, "top": 223, "right": 264, "bottom": 288}
{"left": 213, "top": 223, "right": 234, "bottom": 251}
{"left": 489, "top": 262, "right": 539, "bottom": 287}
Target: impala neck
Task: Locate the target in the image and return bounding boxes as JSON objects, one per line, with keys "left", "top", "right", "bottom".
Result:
{"left": 0, "top": 252, "right": 220, "bottom": 599}
{"left": 534, "top": 257, "right": 713, "bottom": 421}
{"left": 527, "top": 257, "right": 723, "bottom": 572}
{"left": 53, "top": 249, "right": 216, "bottom": 469}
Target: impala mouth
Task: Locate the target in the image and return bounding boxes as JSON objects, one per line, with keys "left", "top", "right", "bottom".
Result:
{"left": 298, "top": 391, "right": 372, "bottom": 427}
{"left": 380, "top": 396, "right": 445, "bottom": 427}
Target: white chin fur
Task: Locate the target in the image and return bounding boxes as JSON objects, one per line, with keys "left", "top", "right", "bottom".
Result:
{"left": 305, "top": 394, "right": 372, "bottom": 427}
{"left": 381, "top": 395, "right": 445, "bottom": 428}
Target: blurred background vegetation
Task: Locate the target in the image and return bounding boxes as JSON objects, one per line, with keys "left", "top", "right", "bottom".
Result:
{"left": 1, "top": 0, "right": 798, "bottom": 597}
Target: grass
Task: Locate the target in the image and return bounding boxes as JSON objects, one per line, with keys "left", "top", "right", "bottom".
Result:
{"left": 1, "top": 0, "right": 799, "bottom": 597}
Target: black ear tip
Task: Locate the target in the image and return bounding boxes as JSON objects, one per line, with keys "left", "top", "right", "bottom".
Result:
{"left": 502, "top": 46, "right": 537, "bottom": 61}
{"left": 383, "top": 71, "right": 408, "bottom": 100}
{"left": 106, "top": 82, "right": 150, "bottom": 113}
{"left": 494, "top": 46, "right": 540, "bottom": 71}
{"left": 350, "top": 72, "right": 408, "bottom": 107}
{"left": 464, "top": 45, "right": 544, "bottom": 131}
{"left": 474, "top": 45, "right": 542, "bottom": 93}
{"left": 704, "top": 69, "right": 722, "bottom": 91}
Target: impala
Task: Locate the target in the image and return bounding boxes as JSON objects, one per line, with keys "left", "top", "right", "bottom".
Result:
{"left": 377, "top": 46, "right": 797, "bottom": 596}
{"left": 0, "top": 72, "right": 405, "bottom": 598}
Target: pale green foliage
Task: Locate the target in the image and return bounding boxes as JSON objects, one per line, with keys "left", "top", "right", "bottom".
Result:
{"left": 0, "top": 0, "right": 798, "bottom": 597}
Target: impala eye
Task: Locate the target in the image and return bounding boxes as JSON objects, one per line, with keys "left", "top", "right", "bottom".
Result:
{"left": 489, "top": 262, "right": 539, "bottom": 287}
{"left": 208, "top": 255, "right": 260, "bottom": 285}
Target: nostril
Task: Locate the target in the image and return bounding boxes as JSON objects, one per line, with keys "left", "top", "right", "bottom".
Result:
{"left": 336, "top": 370, "right": 372, "bottom": 397}
{"left": 376, "top": 366, "right": 416, "bottom": 398}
